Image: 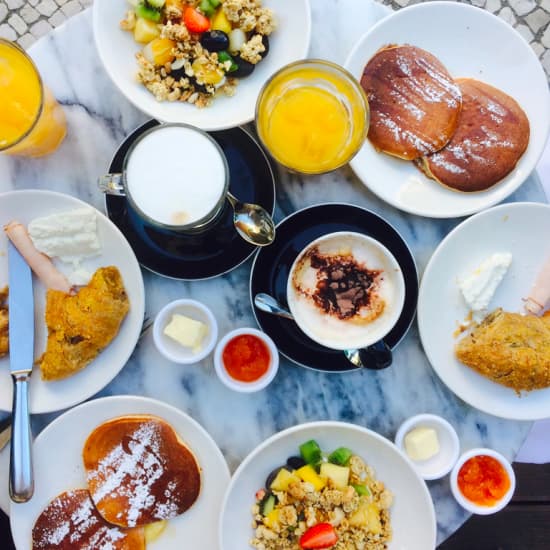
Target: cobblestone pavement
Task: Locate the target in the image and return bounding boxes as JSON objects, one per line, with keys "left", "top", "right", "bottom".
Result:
{"left": 1, "top": 0, "right": 549, "bottom": 79}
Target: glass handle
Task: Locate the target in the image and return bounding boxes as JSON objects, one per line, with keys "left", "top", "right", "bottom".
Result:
{"left": 97, "top": 174, "right": 125, "bottom": 196}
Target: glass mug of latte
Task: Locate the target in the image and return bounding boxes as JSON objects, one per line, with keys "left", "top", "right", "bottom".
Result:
{"left": 98, "top": 124, "right": 229, "bottom": 235}
{"left": 287, "top": 232, "right": 405, "bottom": 367}
{"left": 0, "top": 39, "right": 67, "bottom": 157}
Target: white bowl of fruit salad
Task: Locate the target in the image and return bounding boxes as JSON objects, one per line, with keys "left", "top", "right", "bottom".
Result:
{"left": 93, "top": 0, "right": 311, "bottom": 130}
{"left": 220, "top": 421, "right": 436, "bottom": 550}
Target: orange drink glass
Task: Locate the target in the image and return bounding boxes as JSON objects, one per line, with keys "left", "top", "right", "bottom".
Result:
{"left": 0, "top": 39, "right": 66, "bottom": 157}
{"left": 255, "top": 59, "right": 369, "bottom": 175}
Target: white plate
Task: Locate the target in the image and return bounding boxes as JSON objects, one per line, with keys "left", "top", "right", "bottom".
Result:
{"left": 0, "top": 189, "right": 145, "bottom": 414}
{"left": 10, "top": 395, "right": 230, "bottom": 550}
{"left": 418, "top": 202, "right": 550, "bottom": 420}
{"left": 220, "top": 421, "right": 436, "bottom": 550}
{"left": 93, "top": 0, "right": 311, "bottom": 131}
{"left": 345, "top": 2, "right": 550, "bottom": 218}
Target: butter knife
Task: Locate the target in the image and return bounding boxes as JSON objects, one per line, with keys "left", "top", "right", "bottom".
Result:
{"left": 7, "top": 241, "right": 34, "bottom": 502}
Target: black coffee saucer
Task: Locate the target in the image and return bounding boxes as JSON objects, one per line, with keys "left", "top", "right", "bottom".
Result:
{"left": 249, "top": 204, "right": 418, "bottom": 372}
{"left": 105, "top": 120, "right": 276, "bottom": 279}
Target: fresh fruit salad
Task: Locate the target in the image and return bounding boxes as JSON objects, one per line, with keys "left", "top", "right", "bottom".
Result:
{"left": 251, "top": 440, "right": 393, "bottom": 549}
{"left": 120, "top": 0, "right": 276, "bottom": 107}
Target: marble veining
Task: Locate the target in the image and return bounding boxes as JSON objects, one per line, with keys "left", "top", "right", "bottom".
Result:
{"left": 0, "top": 1, "right": 546, "bottom": 544}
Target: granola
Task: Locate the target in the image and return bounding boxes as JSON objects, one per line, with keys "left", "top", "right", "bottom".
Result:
{"left": 120, "top": 0, "right": 276, "bottom": 108}
{"left": 250, "top": 444, "right": 393, "bottom": 550}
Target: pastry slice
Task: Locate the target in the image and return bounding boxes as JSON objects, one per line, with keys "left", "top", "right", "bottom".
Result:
{"left": 455, "top": 308, "right": 550, "bottom": 392}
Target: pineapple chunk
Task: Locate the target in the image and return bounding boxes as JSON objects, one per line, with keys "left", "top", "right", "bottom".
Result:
{"left": 144, "top": 520, "right": 167, "bottom": 542}
{"left": 320, "top": 463, "right": 350, "bottom": 489}
{"left": 270, "top": 468, "right": 301, "bottom": 492}
{"left": 349, "top": 503, "right": 382, "bottom": 534}
{"left": 143, "top": 38, "right": 176, "bottom": 66}
{"left": 296, "top": 464, "right": 327, "bottom": 491}
{"left": 263, "top": 509, "right": 280, "bottom": 529}
{"left": 211, "top": 7, "right": 232, "bottom": 34}
{"left": 134, "top": 17, "right": 160, "bottom": 43}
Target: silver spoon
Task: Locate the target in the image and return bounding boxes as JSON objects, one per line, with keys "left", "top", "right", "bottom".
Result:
{"left": 226, "top": 192, "right": 275, "bottom": 247}
{"left": 254, "top": 293, "right": 392, "bottom": 370}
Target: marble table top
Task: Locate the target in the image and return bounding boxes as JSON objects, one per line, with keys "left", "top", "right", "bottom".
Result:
{"left": 0, "top": 1, "right": 547, "bottom": 545}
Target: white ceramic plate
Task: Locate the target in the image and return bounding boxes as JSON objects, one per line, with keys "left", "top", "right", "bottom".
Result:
{"left": 10, "top": 395, "right": 230, "bottom": 550}
{"left": 220, "top": 421, "right": 436, "bottom": 550}
{"left": 0, "top": 189, "right": 145, "bottom": 414}
{"left": 418, "top": 202, "right": 550, "bottom": 420}
{"left": 345, "top": 2, "right": 550, "bottom": 218}
{"left": 93, "top": 0, "right": 311, "bottom": 130}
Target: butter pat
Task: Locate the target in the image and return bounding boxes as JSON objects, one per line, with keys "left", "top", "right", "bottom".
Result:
{"left": 458, "top": 252, "right": 512, "bottom": 314}
{"left": 163, "top": 314, "right": 207, "bottom": 352}
{"left": 404, "top": 426, "right": 440, "bottom": 461}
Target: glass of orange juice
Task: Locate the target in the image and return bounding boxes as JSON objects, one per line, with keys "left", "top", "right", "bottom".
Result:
{"left": 0, "top": 39, "right": 66, "bottom": 157}
{"left": 255, "top": 59, "right": 369, "bottom": 175}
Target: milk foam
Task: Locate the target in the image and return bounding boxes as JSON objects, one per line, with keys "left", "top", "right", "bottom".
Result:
{"left": 287, "top": 233, "right": 405, "bottom": 350}
{"left": 126, "top": 126, "right": 226, "bottom": 226}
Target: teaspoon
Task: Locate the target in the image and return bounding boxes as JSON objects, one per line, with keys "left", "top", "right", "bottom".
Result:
{"left": 226, "top": 192, "right": 275, "bottom": 247}
{"left": 254, "top": 293, "right": 392, "bottom": 370}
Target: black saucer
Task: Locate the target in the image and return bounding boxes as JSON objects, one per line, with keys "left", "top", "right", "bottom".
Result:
{"left": 249, "top": 204, "right": 418, "bottom": 372}
{"left": 105, "top": 120, "right": 276, "bottom": 279}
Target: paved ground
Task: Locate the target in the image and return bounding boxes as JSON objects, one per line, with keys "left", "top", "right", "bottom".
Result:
{"left": 1, "top": 0, "right": 549, "bottom": 79}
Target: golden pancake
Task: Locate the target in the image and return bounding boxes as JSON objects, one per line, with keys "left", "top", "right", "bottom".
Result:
{"left": 32, "top": 489, "right": 144, "bottom": 549}
{"left": 360, "top": 44, "right": 462, "bottom": 160}
{"left": 419, "top": 78, "right": 530, "bottom": 192}
{"left": 83, "top": 415, "right": 201, "bottom": 528}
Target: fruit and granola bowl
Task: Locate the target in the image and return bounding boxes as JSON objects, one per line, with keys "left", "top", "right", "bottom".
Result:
{"left": 93, "top": 0, "right": 311, "bottom": 130}
{"left": 220, "top": 422, "right": 437, "bottom": 550}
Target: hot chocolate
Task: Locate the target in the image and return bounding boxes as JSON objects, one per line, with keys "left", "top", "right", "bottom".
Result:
{"left": 287, "top": 232, "right": 405, "bottom": 350}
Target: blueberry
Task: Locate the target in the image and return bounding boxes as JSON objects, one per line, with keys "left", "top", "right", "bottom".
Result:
{"left": 232, "top": 56, "right": 255, "bottom": 78}
{"left": 286, "top": 456, "right": 306, "bottom": 470}
{"left": 200, "top": 30, "right": 230, "bottom": 52}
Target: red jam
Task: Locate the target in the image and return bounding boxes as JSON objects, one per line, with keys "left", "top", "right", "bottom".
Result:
{"left": 457, "top": 455, "right": 511, "bottom": 506}
{"left": 222, "top": 334, "right": 271, "bottom": 383}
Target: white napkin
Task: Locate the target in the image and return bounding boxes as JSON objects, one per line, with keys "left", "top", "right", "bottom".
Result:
{"left": 515, "top": 137, "right": 550, "bottom": 464}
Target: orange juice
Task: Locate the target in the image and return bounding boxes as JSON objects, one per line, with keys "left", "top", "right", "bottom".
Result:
{"left": 0, "top": 39, "right": 66, "bottom": 157}
{"left": 256, "top": 60, "right": 369, "bottom": 174}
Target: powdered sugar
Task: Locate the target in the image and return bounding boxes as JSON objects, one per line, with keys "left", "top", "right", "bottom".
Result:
{"left": 429, "top": 154, "right": 467, "bottom": 174}
{"left": 413, "top": 56, "right": 461, "bottom": 108}
{"left": 392, "top": 54, "right": 460, "bottom": 108}
{"left": 377, "top": 113, "right": 439, "bottom": 154}
{"left": 389, "top": 89, "right": 425, "bottom": 121}
{"left": 486, "top": 100, "right": 506, "bottom": 117}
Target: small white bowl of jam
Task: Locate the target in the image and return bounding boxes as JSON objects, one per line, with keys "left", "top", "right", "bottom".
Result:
{"left": 214, "top": 328, "right": 279, "bottom": 392}
{"left": 450, "top": 448, "right": 515, "bottom": 515}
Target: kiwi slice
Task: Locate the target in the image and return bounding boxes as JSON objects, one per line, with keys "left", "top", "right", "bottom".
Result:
{"left": 135, "top": 2, "right": 161, "bottom": 22}
{"left": 147, "top": 0, "right": 165, "bottom": 8}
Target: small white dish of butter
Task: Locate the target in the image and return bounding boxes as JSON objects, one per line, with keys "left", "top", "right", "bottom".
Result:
{"left": 153, "top": 299, "right": 218, "bottom": 364}
{"left": 395, "top": 413, "right": 460, "bottom": 481}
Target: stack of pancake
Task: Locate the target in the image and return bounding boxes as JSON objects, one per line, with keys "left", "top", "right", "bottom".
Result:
{"left": 360, "top": 45, "right": 530, "bottom": 192}
{"left": 32, "top": 415, "right": 201, "bottom": 549}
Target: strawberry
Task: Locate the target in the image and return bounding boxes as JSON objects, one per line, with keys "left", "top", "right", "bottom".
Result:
{"left": 299, "top": 523, "right": 338, "bottom": 549}
{"left": 183, "top": 7, "right": 211, "bottom": 33}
